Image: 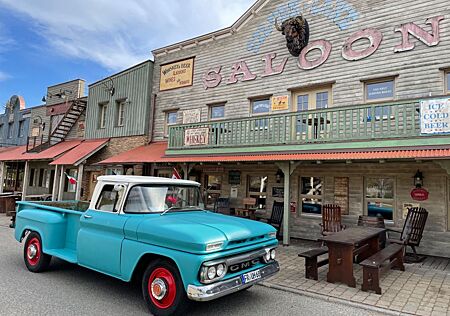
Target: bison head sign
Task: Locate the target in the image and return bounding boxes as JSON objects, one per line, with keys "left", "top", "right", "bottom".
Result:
{"left": 275, "top": 15, "right": 310, "bottom": 57}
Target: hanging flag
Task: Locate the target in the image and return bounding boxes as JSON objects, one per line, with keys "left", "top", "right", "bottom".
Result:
{"left": 172, "top": 167, "right": 181, "bottom": 179}
{"left": 65, "top": 172, "right": 77, "bottom": 185}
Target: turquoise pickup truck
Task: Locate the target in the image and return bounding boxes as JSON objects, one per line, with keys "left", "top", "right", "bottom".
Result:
{"left": 15, "top": 176, "right": 279, "bottom": 316}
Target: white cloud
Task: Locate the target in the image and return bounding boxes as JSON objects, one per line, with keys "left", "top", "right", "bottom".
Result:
{"left": 0, "top": 0, "right": 254, "bottom": 71}
{"left": 0, "top": 71, "right": 9, "bottom": 81}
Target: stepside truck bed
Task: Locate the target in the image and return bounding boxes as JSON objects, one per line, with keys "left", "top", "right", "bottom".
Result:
{"left": 14, "top": 201, "right": 90, "bottom": 263}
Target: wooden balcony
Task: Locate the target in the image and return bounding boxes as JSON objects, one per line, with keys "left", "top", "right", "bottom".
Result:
{"left": 168, "top": 101, "right": 429, "bottom": 152}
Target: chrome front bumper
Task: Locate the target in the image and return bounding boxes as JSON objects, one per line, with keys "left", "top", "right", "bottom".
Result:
{"left": 187, "top": 261, "right": 279, "bottom": 302}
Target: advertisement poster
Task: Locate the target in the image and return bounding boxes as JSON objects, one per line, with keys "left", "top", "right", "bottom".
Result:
{"left": 402, "top": 203, "right": 419, "bottom": 219}
{"left": 271, "top": 95, "right": 289, "bottom": 111}
{"left": 160, "top": 57, "right": 194, "bottom": 91}
{"left": 420, "top": 98, "right": 450, "bottom": 134}
{"left": 184, "top": 127, "right": 209, "bottom": 146}
{"left": 182, "top": 109, "right": 201, "bottom": 124}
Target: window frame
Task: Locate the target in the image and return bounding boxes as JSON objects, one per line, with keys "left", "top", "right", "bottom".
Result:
{"left": 250, "top": 97, "right": 271, "bottom": 116}
{"left": 95, "top": 184, "right": 121, "bottom": 213}
{"left": 445, "top": 70, "right": 450, "bottom": 95}
{"left": 18, "top": 120, "right": 25, "bottom": 138}
{"left": 164, "top": 110, "right": 178, "bottom": 137}
{"left": 364, "top": 177, "right": 396, "bottom": 222}
{"left": 363, "top": 78, "right": 396, "bottom": 103}
{"left": 99, "top": 103, "right": 108, "bottom": 129}
{"left": 116, "top": 100, "right": 126, "bottom": 127}
{"left": 7, "top": 122, "right": 13, "bottom": 139}
{"left": 299, "top": 176, "right": 324, "bottom": 216}
{"left": 208, "top": 103, "right": 226, "bottom": 120}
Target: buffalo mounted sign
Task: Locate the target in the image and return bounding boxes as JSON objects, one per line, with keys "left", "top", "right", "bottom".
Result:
{"left": 411, "top": 188, "right": 429, "bottom": 201}
{"left": 275, "top": 15, "right": 310, "bottom": 57}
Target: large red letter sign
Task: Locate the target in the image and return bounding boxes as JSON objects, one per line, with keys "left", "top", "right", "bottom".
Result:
{"left": 261, "top": 53, "right": 288, "bottom": 77}
{"left": 342, "top": 28, "right": 383, "bottom": 61}
{"left": 227, "top": 61, "right": 257, "bottom": 84}
{"left": 394, "top": 16, "right": 444, "bottom": 52}
{"left": 298, "top": 40, "right": 332, "bottom": 70}
{"left": 202, "top": 66, "right": 222, "bottom": 90}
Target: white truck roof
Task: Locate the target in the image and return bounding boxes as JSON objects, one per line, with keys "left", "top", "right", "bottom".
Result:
{"left": 97, "top": 175, "right": 200, "bottom": 187}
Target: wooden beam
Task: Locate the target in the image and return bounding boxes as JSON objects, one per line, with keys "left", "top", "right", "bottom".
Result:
{"left": 75, "top": 164, "right": 84, "bottom": 201}
{"left": 21, "top": 161, "right": 30, "bottom": 201}
{"left": 0, "top": 162, "right": 5, "bottom": 194}
{"left": 58, "top": 166, "right": 65, "bottom": 201}
{"left": 52, "top": 165, "right": 59, "bottom": 201}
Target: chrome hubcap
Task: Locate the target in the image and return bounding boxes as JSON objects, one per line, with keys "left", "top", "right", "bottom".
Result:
{"left": 27, "top": 244, "right": 37, "bottom": 260}
{"left": 151, "top": 278, "right": 167, "bottom": 300}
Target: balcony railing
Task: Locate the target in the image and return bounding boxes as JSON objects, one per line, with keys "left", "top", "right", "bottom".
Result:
{"left": 168, "top": 101, "right": 422, "bottom": 150}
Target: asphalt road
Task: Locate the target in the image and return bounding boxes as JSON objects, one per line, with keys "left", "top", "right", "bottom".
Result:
{"left": 0, "top": 217, "right": 382, "bottom": 316}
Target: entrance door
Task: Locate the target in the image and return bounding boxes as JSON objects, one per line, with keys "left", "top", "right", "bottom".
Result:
{"left": 88, "top": 171, "right": 102, "bottom": 200}
{"left": 293, "top": 87, "right": 332, "bottom": 139}
{"left": 48, "top": 170, "right": 55, "bottom": 195}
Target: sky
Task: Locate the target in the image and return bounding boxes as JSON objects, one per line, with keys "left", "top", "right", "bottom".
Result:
{"left": 0, "top": 0, "right": 254, "bottom": 108}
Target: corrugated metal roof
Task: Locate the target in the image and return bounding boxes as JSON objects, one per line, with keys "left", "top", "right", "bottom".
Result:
{"left": 0, "top": 140, "right": 82, "bottom": 162}
{"left": 50, "top": 138, "right": 109, "bottom": 166}
{"left": 0, "top": 146, "right": 27, "bottom": 161}
{"left": 98, "top": 142, "right": 450, "bottom": 164}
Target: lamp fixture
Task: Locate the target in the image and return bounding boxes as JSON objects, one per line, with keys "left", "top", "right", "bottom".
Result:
{"left": 414, "top": 170, "right": 424, "bottom": 188}
{"left": 275, "top": 169, "right": 284, "bottom": 183}
{"left": 102, "top": 77, "right": 116, "bottom": 96}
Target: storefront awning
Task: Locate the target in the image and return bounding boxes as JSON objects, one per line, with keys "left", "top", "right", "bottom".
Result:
{"left": 0, "top": 146, "right": 27, "bottom": 161}
{"left": 98, "top": 142, "right": 450, "bottom": 164}
{"left": 50, "top": 138, "right": 109, "bottom": 166}
{"left": 23, "top": 139, "right": 82, "bottom": 161}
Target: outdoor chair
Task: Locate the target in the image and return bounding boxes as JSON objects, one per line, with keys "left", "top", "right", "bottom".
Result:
{"left": 214, "top": 197, "right": 231, "bottom": 215}
{"left": 387, "top": 207, "right": 428, "bottom": 263}
{"left": 320, "top": 204, "right": 346, "bottom": 239}
{"left": 261, "top": 201, "right": 284, "bottom": 239}
{"left": 358, "top": 215, "right": 386, "bottom": 248}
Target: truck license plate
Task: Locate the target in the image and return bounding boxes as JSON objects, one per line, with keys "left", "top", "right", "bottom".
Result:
{"left": 241, "top": 269, "right": 261, "bottom": 284}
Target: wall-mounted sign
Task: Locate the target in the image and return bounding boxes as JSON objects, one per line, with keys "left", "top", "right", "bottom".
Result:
{"left": 160, "top": 57, "right": 194, "bottom": 91}
{"left": 402, "top": 203, "right": 420, "bottom": 219}
{"left": 271, "top": 95, "right": 289, "bottom": 111}
{"left": 421, "top": 98, "right": 450, "bottom": 134}
{"left": 184, "top": 127, "right": 209, "bottom": 146}
{"left": 182, "top": 109, "right": 201, "bottom": 124}
{"left": 272, "top": 186, "right": 284, "bottom": 198}
{"left": 411, "top": 188, "right": 429, "bottom": 201}
{"left": 334, "top": 177, "right": 349, "bottom": 215}
{"left": 31, "top": 127, "right": 40, "bottom": 137}
{"left": 228, "top": 170, "right": 241, "bottom": 185}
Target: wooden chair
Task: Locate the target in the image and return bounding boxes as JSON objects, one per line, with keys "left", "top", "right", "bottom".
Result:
{"left": 214, "top": 197, "right": 231, "bottom": 215}
{"left": 358, "top": 215, "right": 386, "bottom": 248}
{"left": 320, "top": 204, "right": 345, "bottom": 238}
{"left": 261, "top": 201, "right": 284, "bottom": 239}
{"left": 388, "top": 207, "right": 428, "bottom": 262}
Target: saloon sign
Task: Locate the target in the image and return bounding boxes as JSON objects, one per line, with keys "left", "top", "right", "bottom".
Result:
{"left": 184, "top": 127, "right": 209, "bottom": 146}
{"left": 202, "top": 16, "right": 444, "bottom": 90}
{"left": 160, "top": 57, "right": 194, "bottom": 91}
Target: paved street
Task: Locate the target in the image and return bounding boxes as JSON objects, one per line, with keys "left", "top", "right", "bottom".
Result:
{"left": 0, "top": 216, "right": 382, "bottom": 316}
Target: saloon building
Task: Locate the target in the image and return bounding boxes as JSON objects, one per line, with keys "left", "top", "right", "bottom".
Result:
{"left": 104, "top": 0, "right": 449, "bottom": 257}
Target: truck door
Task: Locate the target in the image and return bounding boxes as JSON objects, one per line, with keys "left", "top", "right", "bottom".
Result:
{"left": 78, "top": 183, "right": 128, "bottom": 277}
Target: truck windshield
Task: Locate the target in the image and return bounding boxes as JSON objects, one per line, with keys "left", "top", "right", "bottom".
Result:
{"left": 123, "top": 185, "right": 205, "bottom": 214}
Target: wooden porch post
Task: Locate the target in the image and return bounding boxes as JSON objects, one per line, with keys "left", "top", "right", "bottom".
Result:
{"left": 21, "top": 161, "right": 30, "bottom": 201}
{"left": 75, "top": 164, "right": 84, "bottom": 201}
{"left": 0, "top": 161, "right": 5, "bottom": 194}
{"left": 58, "top": 165, "right": 65, "bottom": 201}
{"left": 181, "top": 163, "right": 194, "bottom": 180}
{"left": 52, "top": 165, "right": 59, "bottom": 201}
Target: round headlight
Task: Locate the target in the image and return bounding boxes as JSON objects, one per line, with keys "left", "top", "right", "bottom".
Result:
{"left": 207, "top": 266, "right": 216, "bottom": 280}
{"left": 265, "top": 251, "right": 271, "bottom": 262}
{"left": 216, "top": 264, "right": 225, "bottom": 277}
{"left": 270, "top": 249, "right": 276, "bottom": 260}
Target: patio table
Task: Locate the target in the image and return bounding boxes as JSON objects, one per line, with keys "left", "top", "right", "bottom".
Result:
{"left": 319, "top": 227, "right": 386, "bottom": 287}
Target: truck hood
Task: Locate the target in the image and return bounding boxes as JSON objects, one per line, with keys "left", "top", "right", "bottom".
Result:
{"left": 136, "top": 211, "right": 276, "bottom": 254}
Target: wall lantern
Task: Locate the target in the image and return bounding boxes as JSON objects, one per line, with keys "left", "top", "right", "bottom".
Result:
{"left": 414, "top": 170, "right": 424, "bottom": 188}
{"left": 276, "top": 169, "right": 284, "bottom": 183}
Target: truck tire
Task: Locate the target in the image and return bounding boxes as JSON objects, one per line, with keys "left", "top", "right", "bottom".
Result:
{"left": 142, "top": 259, "right": 190, "bottom": 316}
{"left": 24, "top": 232, "right": 51, "bottom": 272}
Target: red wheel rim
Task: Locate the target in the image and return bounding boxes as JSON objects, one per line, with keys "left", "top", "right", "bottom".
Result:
{"left": 26, "top": 237, "right": 41, "bottom": 266}
{"left": 148, "top": 268, "right": 177, "bottom": 309}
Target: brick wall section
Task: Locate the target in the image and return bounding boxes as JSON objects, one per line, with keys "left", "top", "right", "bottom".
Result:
{"left": 80, "top": 135, "right": 149, "bottom": 200}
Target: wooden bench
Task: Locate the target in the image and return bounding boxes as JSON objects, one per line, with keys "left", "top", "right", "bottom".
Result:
{"left": 360, "top": 244, "right": 405, "bottom": 294}
{"left": 298, "top": 247, "right": 329, "bottom": 280}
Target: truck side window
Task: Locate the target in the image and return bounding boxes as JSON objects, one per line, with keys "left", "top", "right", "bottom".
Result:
{"left": 124, "top": 186, "right": 147, "bottom": 213}
{"left": 96, "top": 185, "right": 120, "bottom": 212}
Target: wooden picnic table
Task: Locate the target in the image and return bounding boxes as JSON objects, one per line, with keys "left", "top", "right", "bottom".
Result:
{"left": 319, "top": 227, "right": 386, "bottom": 287}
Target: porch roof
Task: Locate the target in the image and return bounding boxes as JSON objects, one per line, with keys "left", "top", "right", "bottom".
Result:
{"left": 23, "top": 139, "right": 82, "bottom": 161}
{"left": 50, "top": 138, "right": 109, "bottom": 166}
{"left": 98, "top": 142, "right": 450, "bottom": 164}
{"left": 0, "top": 146, "right": 27, "bottom": 161}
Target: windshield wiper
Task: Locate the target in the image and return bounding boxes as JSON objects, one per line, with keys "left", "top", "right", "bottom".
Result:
{"left": 161, "top": 206, "right": 200, "bottom": 216}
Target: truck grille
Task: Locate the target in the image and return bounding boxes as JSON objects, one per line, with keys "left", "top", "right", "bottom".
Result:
{"left": 228, "top": 235, "right": 265, "bottom": 247}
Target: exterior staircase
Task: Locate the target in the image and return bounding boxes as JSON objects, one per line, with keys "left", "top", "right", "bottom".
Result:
{"left": 26, "top": 100, "right": 86, "bottom": 153}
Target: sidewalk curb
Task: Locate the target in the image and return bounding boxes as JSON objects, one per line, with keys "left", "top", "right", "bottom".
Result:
{"left": 259, "top": 281, "right": 414, "bottom": 316}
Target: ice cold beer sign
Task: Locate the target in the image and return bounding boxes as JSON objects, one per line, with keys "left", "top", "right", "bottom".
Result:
{"left": 421, "top": 99, "right": 450, "bottom": 134}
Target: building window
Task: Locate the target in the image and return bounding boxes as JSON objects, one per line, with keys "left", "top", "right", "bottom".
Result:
{"left": 316, "top": 92, "right": 329, "bottom": 109}
{"left": 38, "top": 169, "right": 45, "bottom": 187}
{"left": 209, "top": 104, "right": 225, "bottom": 120}
{"left": 116, "top": 100, "right": 126, "bottom": 127}
{"left": 247, "top": 175, "right": 268, "bottom": 209}
{"left": 96, "top": 184, "right": 120, "bottom": 212}
{"left": 165, "top": 111, "right": 178, "bottom": 136}
{"left": 300, "top": 177, "right": 323, "bottom": 215}
{"left": 64, "top": 169, "right": 78, "bottom": 193}
{"left": 29, "top": 168, "right": 37, "bottom": 187}
{"left": 251, "top": 98, "right": 270, "bottom": 115}
{"left": 446, "top": 71, "right": 450, "bottom": 94}
{"left": 365, "top": 178, "right": 395, "bottom": 221}
{"left": 99, "top": 103, "right": 108, "bottom": 129}
{"left": 205, "top": 175, "right": 222, "bottom": 207}
{"left": 106, "top": 167, "right": 123, "bottom": 175}
{"left": 18, "top": 120, "right": 25, "bottom": 138}
{"left": 7, "top": 123, "right": 13, "bottom": 139}
{"left": 365, "top": 79, "right": 395, "bottom": 102}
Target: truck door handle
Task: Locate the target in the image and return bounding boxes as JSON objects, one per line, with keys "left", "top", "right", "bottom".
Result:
{"left": 83, "top": 214, "right": 93, "bottom": 219}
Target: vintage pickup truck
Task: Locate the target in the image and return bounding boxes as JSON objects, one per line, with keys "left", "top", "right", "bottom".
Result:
{"left": 14, "top": 176, "right": 279, "bottom": 316}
